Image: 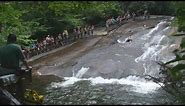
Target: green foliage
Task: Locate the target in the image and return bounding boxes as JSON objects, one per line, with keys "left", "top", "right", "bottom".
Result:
{"left": 180, "top": 38, "right": 185, "bottom": 49}
{"left": 48, "top": 1, "right": 122, "bottom": 27}
{"left": 0, "top": 1, "right": 124, "bottom": 45}
{"left": 0, "top": 2, "right": 46, "bottom": 46}
{"left": 119, "top": 1, "right": 175, "bottom": 15}
{"left": 172, "top": 2, "right": 185, "bottom": 32}
{"left": 0, "top": 1, "right": 185, "bottom": 47}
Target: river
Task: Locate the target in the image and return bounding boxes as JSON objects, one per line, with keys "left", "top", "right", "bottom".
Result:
{"left": 37, "top": 16, "right": 179, "bottom": 105}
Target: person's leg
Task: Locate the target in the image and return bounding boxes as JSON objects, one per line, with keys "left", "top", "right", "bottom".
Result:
{"left": 15, "top": 78, "right": 25, "bottom": 103}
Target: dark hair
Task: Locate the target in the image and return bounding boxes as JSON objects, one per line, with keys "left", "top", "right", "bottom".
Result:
{"left": 7, "top": 34, "right": 16, "bottom": 43}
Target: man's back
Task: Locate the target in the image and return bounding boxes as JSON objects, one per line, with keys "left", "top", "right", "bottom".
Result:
{"left": 0, "top": 43, "right": 24, "bottom": 70}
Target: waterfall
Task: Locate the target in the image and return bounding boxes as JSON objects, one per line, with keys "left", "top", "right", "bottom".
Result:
{"left": 134, "top": 20, "right": 174, "bottom": 76}
{"left": 135, "top": 21, "right": 171, "bottom": 62}
{"left": 141, "top": 21, "right": 167, "bottom": 41}
{"left": 135, "top": 35, "right": 168, "bottom": 62}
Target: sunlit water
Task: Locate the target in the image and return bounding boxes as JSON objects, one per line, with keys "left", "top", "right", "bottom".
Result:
{"left": 41, "top": 17, "right": 178, "bottom": 105}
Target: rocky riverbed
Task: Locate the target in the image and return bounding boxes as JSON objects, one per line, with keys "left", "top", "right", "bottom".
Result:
{"left": 26, "top": 15, "right": 182, "bottom": 105}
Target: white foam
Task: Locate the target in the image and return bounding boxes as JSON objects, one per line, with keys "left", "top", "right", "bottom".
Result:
{"left": 50, "top": 75, "right": 163, "bottom": 94}
{"left": 135, "top": 23, "right": 170, "bottom": 63}
{"left": 75, "top": 67, "right": 89, "bottom": 78}
{"left": 135, "top": 45, "right": 157, "bottom": 62}
{"left": 136, "top": 35, "right": 168, "bottom": 62}
{"left": 141, "top": 21, "right": 167, "bottom": 41}
{"left": 53, "top": 67, "right": 89, "bottom": 87}
{"left": 52, "top": 77, "right": 81, "bottom": 87}
{"left": 117, "top": 39, "right": 126, "bottom": 44}
{"left": 170, "top": 17, "right": 174, "bottom": 21}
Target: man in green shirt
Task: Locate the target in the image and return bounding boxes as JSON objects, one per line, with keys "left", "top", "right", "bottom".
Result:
{"left": 0, "top": 34, "right": 29, "bottom": 70}
{"left": 0, "top": 34, "right": 30, "bottom": 103}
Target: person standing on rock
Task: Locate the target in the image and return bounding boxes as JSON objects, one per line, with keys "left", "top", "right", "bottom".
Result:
{"left": 84, "top": 26, "right": 88, "bottom": 38}
{"left": 63, "top": 29, "right": 69, "bottom": 44}
{"left": 0, "top": 34, "right": 31, "bottom": 102}
{"left": 77, "top": 27, "right": 81, "bottom": 39}
{"left": 132, "top": 12, "right": 136, "bottom": 21}
{"left": 105, "top": 21, "right": 109, "bottom": 31}
{"left": 73, "top": 28, "right": 77, "bottom": 41}
{"left": 91, "top": 25, "right": 94, "bottom": 36}
{"left": 46, "top": 35, "right": 52, "bottom": 51}
{"left": 80, "top": 27, "right": 85, "bottom": 38}
{"left": 111, "top": 17, "right": 117, "bottom": 24}
{"left": 144, "top": 10, "right": 150, "bottom": 20}
{"left": 57, "top": 33, "right": 64, "bottom": 46}
{"left": 0, "top": 34, "right": 30, "bottom": 70}
{"left": 106, "top": 17, "right": 115, "bottom": 32}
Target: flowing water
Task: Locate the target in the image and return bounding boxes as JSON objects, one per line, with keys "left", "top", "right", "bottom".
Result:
{"left": 41, "top": 17, "right": 179, "bottom": 105}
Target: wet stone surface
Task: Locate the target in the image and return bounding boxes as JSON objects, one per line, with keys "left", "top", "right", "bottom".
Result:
{"left": 29, "top": 16, "right": 180, "bottom": 105}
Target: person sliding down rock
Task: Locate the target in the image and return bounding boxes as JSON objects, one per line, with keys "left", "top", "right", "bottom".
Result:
{"left": 126, "top": 34, "right": 132, "bottom": 43}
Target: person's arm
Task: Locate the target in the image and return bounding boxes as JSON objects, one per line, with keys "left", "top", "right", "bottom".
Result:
{"left": 17, "top": 45, "right": 30, "bottom": 69}
{"left": 22, "top": 58, "right": 29, "bottom": 69}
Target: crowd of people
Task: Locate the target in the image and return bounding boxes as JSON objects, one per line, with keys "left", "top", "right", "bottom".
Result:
{"left": 105, "top": 11, "right": 137, "bottom": 31}
{"left": 23, "top": 10, "right": 150, "bottom": 60}
{"left": 105, "top": 10, "right": 149, "bottom": 32}
{"left": 23, "top": 25, "right": 95, "bottom": 59}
